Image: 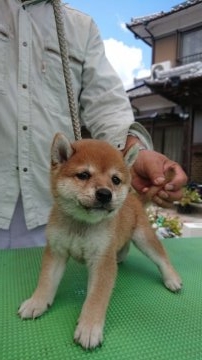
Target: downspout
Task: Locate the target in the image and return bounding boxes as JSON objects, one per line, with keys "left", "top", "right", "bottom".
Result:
{"left": 144, "top": 23, "right": 155, "bottom": 64}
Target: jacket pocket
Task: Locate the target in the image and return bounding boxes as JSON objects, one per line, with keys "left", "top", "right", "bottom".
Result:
{"left": 42, "top": 45, "right": 66, "bottom": 112}
{"left": 42, "top": 44, "right": 83, "bottom": 113}
{"left": 0, "top": 25, "right": 9, "bottom": 95}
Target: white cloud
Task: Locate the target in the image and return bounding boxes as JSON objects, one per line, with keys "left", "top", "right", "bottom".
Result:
{"left": 104, "top": 38, "right": 150, "bottom": 90}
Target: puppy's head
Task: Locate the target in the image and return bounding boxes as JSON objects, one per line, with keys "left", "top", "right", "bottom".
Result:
{"left": 50, "top": 133, "right": 138, "bottom": 224}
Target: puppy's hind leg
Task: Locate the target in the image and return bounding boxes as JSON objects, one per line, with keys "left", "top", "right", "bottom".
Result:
{"left": 131, "top": 222, "right": 182, "bottom": 292}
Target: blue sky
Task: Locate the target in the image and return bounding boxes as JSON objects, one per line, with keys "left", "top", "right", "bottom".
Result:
{"left": 67, "top": 1, "right": 182, "bottom": 88}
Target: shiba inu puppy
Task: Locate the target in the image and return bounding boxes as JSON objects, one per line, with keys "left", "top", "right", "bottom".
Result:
{"left": 18, "top": 133, "right": 182, "bottom": 349}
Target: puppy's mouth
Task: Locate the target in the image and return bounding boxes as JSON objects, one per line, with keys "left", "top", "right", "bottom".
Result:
{"left": 81, "top": 202, "right": 114, "bottom": 213}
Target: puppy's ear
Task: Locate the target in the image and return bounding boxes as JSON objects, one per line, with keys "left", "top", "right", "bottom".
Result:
{"left": 51, "top": 133, "right": 73, "bottom": 166}
{"left": 124, "top": 144, "right": 139, "bottom": 168}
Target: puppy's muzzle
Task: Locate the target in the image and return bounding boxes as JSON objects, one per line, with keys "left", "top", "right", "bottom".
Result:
{"left": 95, "top": 188, "right": 112, "bottom": 204}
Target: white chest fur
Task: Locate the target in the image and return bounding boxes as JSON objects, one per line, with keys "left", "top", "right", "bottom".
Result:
{"left": 48, "top": 220, "right": 112, "bottom": 263}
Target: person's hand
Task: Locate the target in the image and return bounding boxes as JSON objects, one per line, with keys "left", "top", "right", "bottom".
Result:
{"left": 123, "top": 136, "right": 187, "bottom": 207}
{"left": 131, "top": 149, "right": 187, "bottom": 207}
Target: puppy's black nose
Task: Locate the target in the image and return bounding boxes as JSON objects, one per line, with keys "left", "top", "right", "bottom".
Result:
{"left": 96, "top": 188, "right": 112, "bottom": 204}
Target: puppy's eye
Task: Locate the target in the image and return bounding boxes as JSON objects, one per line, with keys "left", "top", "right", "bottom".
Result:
{"left": 112, "top": 175, "right": 121, "bottom": 185}
{"left": 76, "top": 171, "right": 91, "bottom": 180}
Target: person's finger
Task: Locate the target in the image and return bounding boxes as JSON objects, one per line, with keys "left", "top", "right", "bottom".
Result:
{"left": 130, "top": 171, "right": 151, "bottom": 192}
{"left": 144, "top": 162, "right": 166, "bottom": 186}
{"left": 152, "top": 164, "right": 176, "bottom": 187}
{"left": 158, "top": 188, "right": 184, "bottom": 203}
{"left": 133, "top": 151, "right": 167, "bottom": 186}
{"left": 140, "top": 168, "right": 176, "bottom": 201}
{"left": 152, "top": 195, "right": 175, "bottom": 208}
{"left": 163, "top": 163, "right": 188, "bottom": 191}
{"left": 141, "top": 187, "right": 183, "bottom": 207}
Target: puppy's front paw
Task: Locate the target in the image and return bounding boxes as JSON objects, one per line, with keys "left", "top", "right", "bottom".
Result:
{"left": 74, "top": 319, "right": 103, "bottom": 349}
{"left": 18, "top": 296, "right": 50, "bottom": 319}
{"left": 164, "top": 270, "right": 182, "bottom": 292}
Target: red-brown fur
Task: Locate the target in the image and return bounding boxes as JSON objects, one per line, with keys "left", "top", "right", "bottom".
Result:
{"left": 18, "top": 133, "right": 182, "bottom": 349}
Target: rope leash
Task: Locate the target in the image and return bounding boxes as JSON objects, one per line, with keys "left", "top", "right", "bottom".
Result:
{"left": 52, "top": 0, "right": 82, "bottom": 140}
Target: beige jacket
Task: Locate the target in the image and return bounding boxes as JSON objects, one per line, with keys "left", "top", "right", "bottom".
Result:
{"left": 0, "top": 0, "right": 152, "bottom": 229}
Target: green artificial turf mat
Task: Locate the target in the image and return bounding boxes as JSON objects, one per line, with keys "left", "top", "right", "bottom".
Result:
{"left": 0, "top": 237, "right": 202, "bottom": 359}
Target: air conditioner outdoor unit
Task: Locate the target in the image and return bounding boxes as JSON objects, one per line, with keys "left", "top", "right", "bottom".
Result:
{"left": 151, "top": 60, "right": 171, "bottom": 79}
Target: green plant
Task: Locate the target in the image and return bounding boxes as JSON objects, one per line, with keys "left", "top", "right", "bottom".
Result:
{"left": 163, "top": 216, "right": 182, "bottom": 236}
{"left": 180, "top": 187, "right": 202, "bottom": 207}
{"left": 146, "top": 205, "right": 182, "bottom": 238}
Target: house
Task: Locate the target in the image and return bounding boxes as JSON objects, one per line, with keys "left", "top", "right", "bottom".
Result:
{"left": 126, "top": 0, "right": 202, "bottom": 183}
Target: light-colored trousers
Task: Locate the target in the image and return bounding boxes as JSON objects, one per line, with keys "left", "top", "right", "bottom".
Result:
{"left": 0, "top": 195, "right": 46, "bottom": 249}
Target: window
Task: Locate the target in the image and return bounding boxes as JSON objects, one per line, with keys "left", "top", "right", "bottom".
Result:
{"left": 180, "top": 28, "right": 202, "bottom": 64}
